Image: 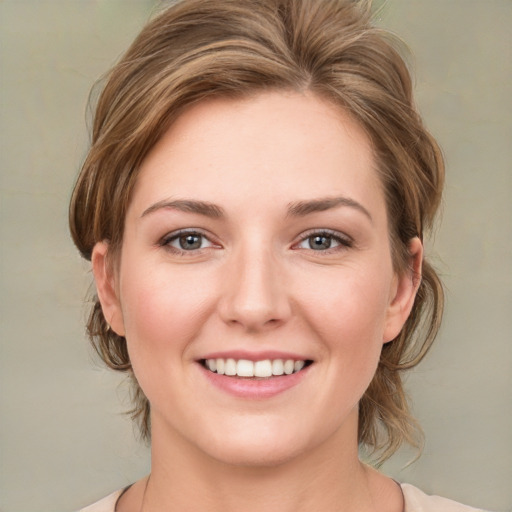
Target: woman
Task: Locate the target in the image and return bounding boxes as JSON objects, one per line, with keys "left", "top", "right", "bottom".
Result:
{"left": 70, "top": 0, "right": 484, "bottom": 510}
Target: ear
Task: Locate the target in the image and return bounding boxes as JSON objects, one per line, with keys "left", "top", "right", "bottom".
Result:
{"left": 91, "top": 241, "right": 125, "bottom": 337}
{"left": 383, "top": 237, "right": 423, "bottom": 343}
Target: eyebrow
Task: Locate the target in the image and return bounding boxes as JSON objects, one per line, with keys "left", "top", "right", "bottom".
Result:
{"left": 141, "top": 199, "right": 224, "bottom": 218}
{"left": 286, "top": 196, "right": 373, "bottom": 222}
{"left": 140, "top": 196, "right": 372, "bottom": 222}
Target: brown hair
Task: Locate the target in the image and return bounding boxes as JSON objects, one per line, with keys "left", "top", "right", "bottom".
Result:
{"left": 70, "top": 0, "right": 444, "bottom": 463}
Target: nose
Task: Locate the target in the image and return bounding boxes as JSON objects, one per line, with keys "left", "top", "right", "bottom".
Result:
{"left": 218, "top": 246, "right": 292, "bottom": 332}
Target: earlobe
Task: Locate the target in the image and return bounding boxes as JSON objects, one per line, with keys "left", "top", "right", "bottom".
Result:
{"left": 91, "top": 241, "right": 125, "bottom": 337}
{"left": 383, "top": 237, "right": 423, "bottom": 343}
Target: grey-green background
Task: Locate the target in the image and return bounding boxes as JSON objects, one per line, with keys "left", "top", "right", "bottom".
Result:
{"left": 0, "top": 1, "right": 510, "bottom": 511}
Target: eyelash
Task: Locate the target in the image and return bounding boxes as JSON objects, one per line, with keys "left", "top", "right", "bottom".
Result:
{"left": 159, "top": 229, "right": 217, "bottom": 255}
{"left": 158, "top": 228, "right": 353, "bottom": 256}
{"left": 293, "top": 229, "right": 354, "bottom": 253}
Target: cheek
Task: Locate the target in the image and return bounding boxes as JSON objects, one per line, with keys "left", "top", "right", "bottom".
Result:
{"left": 298, "top": 264, "right": 392, "bottom": 341}
{"left": 118, "top": 261, "right": 215, "bottom": 366}
{"left": 295, "top": 265, "right": 391, "bottom": 392}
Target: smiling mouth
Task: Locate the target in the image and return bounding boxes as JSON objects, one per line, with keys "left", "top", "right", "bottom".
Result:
{"left": 200, "top": 358, "right": 313, "bottom": 378}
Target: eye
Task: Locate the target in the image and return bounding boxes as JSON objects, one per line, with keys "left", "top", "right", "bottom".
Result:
{"left": 304, "top": 234, "right": 337, "bottom": 251}
{"left": 160, "top": 230, "right": 216, "bottom": 253}
{"left": 294, "top": 230, "right": 352, "bottom": 252}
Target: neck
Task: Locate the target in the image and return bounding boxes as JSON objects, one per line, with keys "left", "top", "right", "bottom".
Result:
{"left": 141, "top": 410, "right": 391, "bottom": 512}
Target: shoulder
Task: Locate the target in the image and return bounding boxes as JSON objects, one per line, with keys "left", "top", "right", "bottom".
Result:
{"left": 78, "top": 489, "right": 124, "bottom": 512}
{"left": 401, "top": 483, "right": 489, "bottom": 512}
{"left": 77, "top": 483, "right": 490, "bottom": 512}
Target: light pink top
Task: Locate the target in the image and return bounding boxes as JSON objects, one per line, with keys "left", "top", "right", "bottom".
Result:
{"left": 79, "top": 483, "right": 488, "bottom": 511}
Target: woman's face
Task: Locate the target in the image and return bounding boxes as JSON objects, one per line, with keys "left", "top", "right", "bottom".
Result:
{"left": 94, "top": 91, "right": 420, "bottom": 466}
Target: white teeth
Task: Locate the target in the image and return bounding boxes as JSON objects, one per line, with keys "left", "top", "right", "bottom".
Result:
{"left": 271, "top": 359, "right": 284, "bottom": 376}
{"left": 236, "top": 359, "right": 254, "bottom": 377}
{"left": 294, "top": 360, "right": 305, "bottom": 372}
{"left": 283, "top": 359, "right": 294, "bottom": 375}
{"left": 254, "top": 360, "right": 272, "bottom": 377}
{"left": 203, "top": 357, "right": 309, "bottom": 377}
{"left": 225, "top": 358, "right": 237, "bottom": 376}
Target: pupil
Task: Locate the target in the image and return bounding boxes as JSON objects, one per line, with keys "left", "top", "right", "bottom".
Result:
{"left": 180, "top": 234, "right": 201, "bottom": 250}
{"left": 310, "top": 235, "right": 331, "bottom": 250}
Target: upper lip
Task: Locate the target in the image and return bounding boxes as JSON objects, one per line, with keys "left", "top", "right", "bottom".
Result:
{"left": 198, "top": 350, "right": 313, "bottom": 362}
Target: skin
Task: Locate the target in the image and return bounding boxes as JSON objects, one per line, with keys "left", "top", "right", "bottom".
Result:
{"left": 93, "top": 91, "right": 422, "bottom": 511}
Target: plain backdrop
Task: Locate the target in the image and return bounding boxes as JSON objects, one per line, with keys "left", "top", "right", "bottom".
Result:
{"left": 0, "top": 1, "right": 510, "bottom": 511}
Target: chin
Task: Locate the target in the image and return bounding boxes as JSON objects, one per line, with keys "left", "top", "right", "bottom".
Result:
{"left": 208, "top": 439, "right": 305, "bottom": 469}
{"left": 195, "top": 419, "right": 316, "bottom": 469}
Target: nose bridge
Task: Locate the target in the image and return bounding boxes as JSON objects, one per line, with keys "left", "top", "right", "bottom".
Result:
{"left": 219, "top": 240, "right": 290, "bottom": 330}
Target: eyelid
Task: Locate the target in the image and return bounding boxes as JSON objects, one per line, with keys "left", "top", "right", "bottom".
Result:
{"left": 157, "top": 227, "right": 353, "bottom": 255}
{"left": 292, "top": 228, "right": 354, "bottom": 251}
{"left": 159, "top": 228, "right": 221, "bottom": 254}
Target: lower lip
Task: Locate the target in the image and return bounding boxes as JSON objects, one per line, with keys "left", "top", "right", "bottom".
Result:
{"left": 198, "top": 363, "right": 311, "bottom": 399}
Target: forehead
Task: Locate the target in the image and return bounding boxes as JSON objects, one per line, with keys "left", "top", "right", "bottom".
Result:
{"left": 129, "top": 91, "right": 385, "bottom": 221}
